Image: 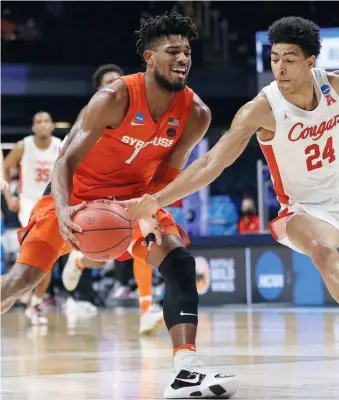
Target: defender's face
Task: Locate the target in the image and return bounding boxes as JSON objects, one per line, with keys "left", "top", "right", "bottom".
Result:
{"left": 146, "top": 34, "right": 192, "bottom": 92}
{"left": 99, "top": 71, "right": 122, "bottom": 89}
{"left": 271, "top": 43, "right": 315, "bottom": 94}
{"left": 32, "top": 112, "right": 54, "bottom": 139}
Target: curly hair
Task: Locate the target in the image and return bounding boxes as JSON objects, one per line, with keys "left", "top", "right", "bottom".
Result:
{"left": 92, "top": 64, "right": 124, "bottom": 90}
{"left": 135, "top": 7, "right": 198, "bottom": 60}
{"left": 268, "top": 16, "right": 321, "bottom": 58}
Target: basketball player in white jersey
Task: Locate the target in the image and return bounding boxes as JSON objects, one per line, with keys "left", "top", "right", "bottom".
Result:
{"left": 3, "top": 111, "right": 61, "bottom": 324}
{"left": 120, "top": 16, "right": 339, "bottom": 303}
{"left": 0, "top": 150, "right": 9, "bottom": 191}
{"left": 61, "top": 64, "right": 163, "bottom": 333}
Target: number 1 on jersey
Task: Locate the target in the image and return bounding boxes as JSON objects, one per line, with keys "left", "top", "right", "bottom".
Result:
{"left": 305, "top": 136, "right": 336, "bottom": 171}
{"left": 125, "top": 147, "right": 142, "bottom": 164}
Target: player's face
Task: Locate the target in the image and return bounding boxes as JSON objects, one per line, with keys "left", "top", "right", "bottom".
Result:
{"left": 271, "top": 44, "right": 315, "bottom": 94}
{"left": 32, "top": 113, "right": 54, "bottom": 139}
{"left": 99, "top": 71, "right": 122, "bottom": 89}
{"left": 147, "top": 35, "right": 192, "bottom": 92}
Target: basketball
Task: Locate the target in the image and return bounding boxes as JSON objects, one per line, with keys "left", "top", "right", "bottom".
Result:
{"left": 72, "top": 200, "right": 132, "bottom": 261}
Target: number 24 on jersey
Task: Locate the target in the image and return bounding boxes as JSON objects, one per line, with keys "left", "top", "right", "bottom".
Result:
{"left": 305, "top": 136, "right": 336, "bottom": 171}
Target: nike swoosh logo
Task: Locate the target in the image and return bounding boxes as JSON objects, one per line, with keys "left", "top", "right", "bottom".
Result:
{"left": 176, "top": 375, "right": 200, "bottom": 384}
{"left": 131, "top": 122, "right": 144, "bottom": 126}
{"left": 180, "top": 311, "right": 197, "bottom": 316}
{"left": 215, "top": 373, "right": 234, "bottom": 378}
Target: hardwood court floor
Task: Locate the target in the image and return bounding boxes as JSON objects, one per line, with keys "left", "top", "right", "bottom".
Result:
{"left": 1, "top": 306, "right": 339, "bottom": 399}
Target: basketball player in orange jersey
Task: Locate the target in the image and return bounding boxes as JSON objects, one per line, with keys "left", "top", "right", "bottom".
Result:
{"left": 62, "top": 64, "right": 163, "bottom": 334}
{"left": 122, "top": 17, "right": 339, "bottom": 304}
{"left": 3, "top": 112, "right": 61, "bottom": 325}
{"left": 0, "top": 9, "right": 239, "bottom": 398}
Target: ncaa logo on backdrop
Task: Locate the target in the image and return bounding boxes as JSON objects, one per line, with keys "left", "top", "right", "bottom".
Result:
{"left": 195, "top": 257, "right": 210, "bottom": 295}
{"left": 255, "top": 251, "right": 285, "bottom": 300}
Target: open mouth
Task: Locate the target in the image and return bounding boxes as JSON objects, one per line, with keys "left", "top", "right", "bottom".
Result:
{"left": 172, "top": 67, "right": 187, "bottom": 77}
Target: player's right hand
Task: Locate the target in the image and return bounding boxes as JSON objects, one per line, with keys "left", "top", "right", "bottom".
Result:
{"left": 56, "top": 202, "right": 86, "bottom": 246}
{"left": 0, "top": 178, "right": 9, "bottom": 192}
{"left": 7, "top": 195, "right": 20, "bottom": 213}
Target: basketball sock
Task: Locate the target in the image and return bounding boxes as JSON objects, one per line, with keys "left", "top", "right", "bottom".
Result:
{"left": 139, "top": 296, "right": 152, "bottom": 314}
{"left": 133, "top": 258, "right": 153, "bottom": 314}
{"left": 30, "top": 293, "right": 43, "bottom": 308}
{"left": 76, "top": 257, "right": 85, "bottom": 270}
{"left": 173, "top": 344, "right": 198, "bottom": 373}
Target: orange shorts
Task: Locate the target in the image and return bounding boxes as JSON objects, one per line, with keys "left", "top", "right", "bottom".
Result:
{"left": 17, "top": 195, "right": 190, "bottom": 272}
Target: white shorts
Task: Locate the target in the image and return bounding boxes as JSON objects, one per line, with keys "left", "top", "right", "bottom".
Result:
{"left": 269, "top": 202, "right": 339, "bottom": 254}
{"left": 18, "top": 198, "right": 37, "bottom": 227}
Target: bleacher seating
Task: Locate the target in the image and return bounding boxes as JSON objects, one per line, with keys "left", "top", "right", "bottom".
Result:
{"left": 207, "top": 195, "right": 238, "bottom": 236}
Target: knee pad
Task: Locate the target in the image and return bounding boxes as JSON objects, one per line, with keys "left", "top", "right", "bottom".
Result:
{"left": 159, "top": 247, "right": 198, "bottom": 330}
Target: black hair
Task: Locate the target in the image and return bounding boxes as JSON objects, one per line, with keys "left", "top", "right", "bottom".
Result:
{"left": 92, "top": 64, "right": 124, "bottom": 89}
{"left": 135, "top": 7, "right": 198, "bottom": 60}
{"left": 268, "top": 16, "right": 321, "bottom": 58}
{"left": 33, "top": 111, "right": 52, "bottom": 123}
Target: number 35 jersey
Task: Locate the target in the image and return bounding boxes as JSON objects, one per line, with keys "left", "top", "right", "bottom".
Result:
{"left": 259, "top": 68, "right": 339, "bottom": 206}
{"left": 72, "top": 73, "right": 194, "bottom": 202}
{"left": 20, "top": 135, "right": 61, "bottom": 202}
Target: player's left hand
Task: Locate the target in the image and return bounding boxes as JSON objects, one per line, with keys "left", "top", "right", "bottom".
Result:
{"left": 139, "top": 218, "right": 163, "bottom": 251}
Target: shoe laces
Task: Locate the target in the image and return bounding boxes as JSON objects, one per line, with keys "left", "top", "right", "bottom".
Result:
{"left": 149, "top": 304, "right": 162, "bottom": 313}
{"left": 183, "top": 357, "right": 204, "bottom": 373}
{"left": 33, "top": 304, "right": 43, "bottom": 316}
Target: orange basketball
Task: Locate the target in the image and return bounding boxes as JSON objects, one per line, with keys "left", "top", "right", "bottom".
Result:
{"left": 72, "top": 200, "right": 132, "bottom": 262}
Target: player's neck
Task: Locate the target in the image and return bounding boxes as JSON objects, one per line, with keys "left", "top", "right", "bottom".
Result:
{"left": 34, "top": 136, "right": 52, "bottom": 149}
{"left": 282, "top": 78, "right": 318, "bottom": 111}
{"left": 144, "top": 71, "right": 175, "bottom": 122}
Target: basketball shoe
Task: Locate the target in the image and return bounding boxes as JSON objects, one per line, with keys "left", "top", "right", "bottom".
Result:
{"left": 139, "top": 304, "right": 164, "bottom": 334}
{"left": 164, "top": 357, "right": 239, "bottom": 398}
{"left": 62, "top": 250, "right": 84, "bottom": 291}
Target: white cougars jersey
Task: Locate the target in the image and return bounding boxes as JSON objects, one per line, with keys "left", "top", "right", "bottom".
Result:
{"left": 19, "top": 135, "right": 62, "bottom": 202}
{"left": 259, "top": 68, "right": 339, "bottom": 207}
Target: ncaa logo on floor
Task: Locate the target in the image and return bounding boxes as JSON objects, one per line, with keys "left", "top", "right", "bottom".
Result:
{"left": 255, "top": 251, "right": 285, "bottom": 300}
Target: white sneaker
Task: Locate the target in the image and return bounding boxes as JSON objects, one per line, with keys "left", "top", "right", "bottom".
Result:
{"left": 63, "top": 297, "right": 98, "bottom": 317}
{"left": 62, "top": 250, "right": 84, "bottom": 291}
{"left": 75, "top": 300, "right": 98, "bottom": 316}
{"left": 109, "top": 283, "right": 131, "bottom": 299}
{"left": 62, "top": 297, "right": 77, "bottom": 313}
{"left": 139, "top": 304, "right": 164, "bottom": 335}
{"left": 25, "top": 306, "right": 48, "bottom": 326}
{"left": 164, "top": 359, "right": 239, "bottom": 398}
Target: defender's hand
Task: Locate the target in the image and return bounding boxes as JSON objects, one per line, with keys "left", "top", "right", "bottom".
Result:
{"left": 139, "top": 218, "right": 163, "bottom": 251}
{"left": 116, "top": 194, "right": 161, "bottom": 225}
